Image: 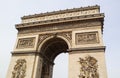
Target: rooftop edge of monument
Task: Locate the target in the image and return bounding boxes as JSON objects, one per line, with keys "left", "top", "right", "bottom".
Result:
{"left": 16, "top": 13, "right": 104, "bottom": 29}
{"left": 15, "top": 5, "right": 104, "bottom": 31}
{"left": 21, "top": 5, "right": 100, "bottom": 20}
{"left": 20, "top": 5, "right": 101, "bottom": 24}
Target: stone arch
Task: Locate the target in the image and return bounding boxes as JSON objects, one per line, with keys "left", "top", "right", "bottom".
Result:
{"left": 7, "top": 5, "right": 107, "bottom": 78}
{"left": 38, "top": 35, "right": 70, "bottom": 78}
{"left": 37, "top": 35, "right": 71, "bottom": 53}
{"left": 39, "top": 36, "right": 70, "bottom": 61}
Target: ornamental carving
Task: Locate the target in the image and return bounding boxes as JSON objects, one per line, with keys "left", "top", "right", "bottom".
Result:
{"left": 12, "top": 59, "right": 27, "bottom": 78}
{"left": 38, "top": 32, "right": 72, "bottom": 45}
{"left": 18, "top": 20, "right": 102, "bottom": 34}
{"left": 58, "top": 32, "right": 72, "bottom": 42}
{"left": 79, "top": 55, "right": 99, "bottom": 78}
{"left": 22, "top": 9, "right": 98, "bottom": 23}
{"left": 38, "top": 34, "right": 52, "bottom": 45}
{"left": 16, "top": 37, "right": 35, "bottom": 49}
{"left": 76, "top": 31, "right": 99, "bottom": 45}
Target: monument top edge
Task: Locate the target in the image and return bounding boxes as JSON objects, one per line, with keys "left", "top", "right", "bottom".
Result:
{"left": 21, "top": 5, "right": 100, "bottom": 19}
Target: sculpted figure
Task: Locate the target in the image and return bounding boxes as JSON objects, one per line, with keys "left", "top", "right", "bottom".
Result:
{"left": 79, "top": 56, "right": 99, "bottom": 78}
{"left": 12, "top": 59, "right": 26, "bottom": 78}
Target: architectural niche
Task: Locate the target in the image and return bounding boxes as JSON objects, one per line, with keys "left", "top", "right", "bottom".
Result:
{"left": 79, "top": 55, "right": 99, "bottom": 78}
{"left": 12, "top": 59, "right": 27, "bottom": 78}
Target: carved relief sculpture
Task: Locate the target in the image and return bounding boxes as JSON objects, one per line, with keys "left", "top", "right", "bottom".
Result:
{"left": 12, "top": 59, "right": 27, "bottom": 78}
{"left": 79, "top": 55, "right": 99, "bottom": 78}
{"left": 76, "top": 31, "right": 99, "bottom": 45}
{"left": 59, "top": 32, "right": 72, "bottom": 40}
{"left": 18, "top": 20, "right": 102, "bottom": 34}
{"left": 16, "top": 37, "right": 35, "bottom": 49}
{"left": 38, "top": 34, "right": 52, "bottom": 45}
{"left": 21, "top": 9, "right": 99, "bottom": 23}
{"left": 58, "top": 32, "right": 72, "bottom": 43}
{"left": 38, "top": 32, "right": 72, "bottom": 45}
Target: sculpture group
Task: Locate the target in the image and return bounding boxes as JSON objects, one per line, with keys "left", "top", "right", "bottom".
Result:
{"left": 12, "top": 59, "right": 26, "bottom": 78}
{"left": 79, "top": 56, "right": 99, "bottom": 78}
{"left": 6, "top": 5, "right": 107, "bottom": 78}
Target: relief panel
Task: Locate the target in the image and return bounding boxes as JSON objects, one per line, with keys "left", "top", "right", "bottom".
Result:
{"left": 12, "top": 59, "right": 27, "bottom": 78}
{"left": 75, "top": 31, "right": 99, "bottom": 45}
{"left": 79, "top": 55, "right": 99, "bottom": 78}
{"left": 16, "top": 37, "right": 35, "bottom": 49}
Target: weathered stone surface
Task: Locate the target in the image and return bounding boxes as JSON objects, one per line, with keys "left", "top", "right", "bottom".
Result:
{"left": 6, "top": 5, "right": 107, "bottom": 78}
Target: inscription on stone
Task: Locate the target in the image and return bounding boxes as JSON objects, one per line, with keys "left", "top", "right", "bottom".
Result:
{"left": 76, "top": 31, "right": 99, "bottom": 45}
{"left": 16, "top": 37, "right": 35, "bottom": 49}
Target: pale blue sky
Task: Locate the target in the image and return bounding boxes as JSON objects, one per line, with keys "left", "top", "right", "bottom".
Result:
{"left": 0, "top": 0, "right": 120, "bottom": 78}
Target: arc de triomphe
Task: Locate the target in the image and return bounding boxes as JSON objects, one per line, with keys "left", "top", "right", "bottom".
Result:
{"left": 6, "top": 5, "right": 107, "bottom": 78}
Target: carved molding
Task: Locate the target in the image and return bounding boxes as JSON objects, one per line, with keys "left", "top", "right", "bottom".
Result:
{"left": 76, "top": 31, "right": 99, "bottom": 45}
{"left": 38, "top": 34, "right": 53, "bottom": 45}
{"left": 16, "top": 37, "right": 35, "bottom": 49}
{"left": 38, "top": 32, "right": 72, "bottom": 46}
{"left": 18, "top": 20, "right": 102, "bottom": 34}
{"left": 22, "top": 5, "right": 100, "bottom": 19}
{"left": 79, "top": 55, "right": 99, "bottom": 78}
{"left": 12, "top": 59, "right": 27, "bottom": 78}
{"left": 58, "top": 31, "right": 72, "bottom": 42}
{"left": 21, "top": 9, "right": 99, "bottom": 23}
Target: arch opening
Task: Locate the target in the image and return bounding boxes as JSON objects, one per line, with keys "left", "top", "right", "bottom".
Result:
{"left": 53, "top": 53, "right": 68, "bottom": 78}
{"left": 40, "top": 37, "right": 69, "bottom": 78}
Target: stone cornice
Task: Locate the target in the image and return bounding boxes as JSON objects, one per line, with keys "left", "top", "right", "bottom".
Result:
{"left": 21, "top": 5, "right": 100, "bottom": 20}
{"left": 11, "top": 51, "right": 39, "bottom": 56}
{"left": 68, "top": 46, "right": 106, "bottom": 52}
{"left": 11, "top": 51, "right": 54, "bottom": 64}
{"left": 16, "top": 13, "right": 104, "bottom": 29}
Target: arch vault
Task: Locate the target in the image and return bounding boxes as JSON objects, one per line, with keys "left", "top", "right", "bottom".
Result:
{"left": 6, "top": 5, "right": 107, "bottom": 78}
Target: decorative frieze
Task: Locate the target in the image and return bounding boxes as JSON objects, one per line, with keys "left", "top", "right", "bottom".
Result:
{"left": 18, "top": 20, "right": 102, "bottom": 34}
{"left": 75, "top": 31, "right": 99, "bottom": 45}
{"left": 79, "top": 55, "right": 99, "bottom": 78}
{"left": 16, "top": 37, "right": 35, "bottom": 49}
{"left": 22, "top": 9, "right": 99, "bottom": 23}
{"left": 12, "top": 59, "right": 27, "bottom": 78}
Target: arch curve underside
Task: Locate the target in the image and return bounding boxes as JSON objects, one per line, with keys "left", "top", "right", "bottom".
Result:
{"left": 40, "top": 37, "right": 69, "bottom": 78}
{"left": 6, "top": 5, "right": 107, "bottom": 78}
{"left": 40, "top": 37, "right": 68, "bottom": 62}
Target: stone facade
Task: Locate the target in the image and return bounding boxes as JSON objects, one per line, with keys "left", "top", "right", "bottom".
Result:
{"left": 6, "top": 5, "right": 107, "bottom": 78}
